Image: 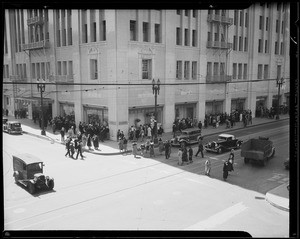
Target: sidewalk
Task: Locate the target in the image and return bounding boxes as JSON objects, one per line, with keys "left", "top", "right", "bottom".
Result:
{"left": 4, "top": 113, "right": 290, "bottom": 211}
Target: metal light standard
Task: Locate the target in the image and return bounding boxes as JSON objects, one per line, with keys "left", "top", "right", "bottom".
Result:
{"left": 152, "top": 78, "right": 160, "bottom": 144}
{"left": 37, "top": 78, "right": 46, "bottom": 135}
{"left": 275, "top": 77, "right": 284, "bottom": 120}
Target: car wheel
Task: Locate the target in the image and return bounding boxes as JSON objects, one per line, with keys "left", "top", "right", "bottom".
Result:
{"left": 244, "top": 158, "right": 249, "bottom": 164}
{"left": 28, "top": 182, "right": 35, "bottom": 194}
{"left": 47, "top": 179, "right": 54, "bottom": 190}
{"left": 217, "top": 148, "right": 222, "bottom": 154}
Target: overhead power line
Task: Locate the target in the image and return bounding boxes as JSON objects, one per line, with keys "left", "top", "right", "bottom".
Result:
{"left": 2, "top": 78, "right": 285, "bottom": 86}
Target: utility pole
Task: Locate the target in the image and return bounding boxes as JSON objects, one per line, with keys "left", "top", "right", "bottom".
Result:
{"left": 37, "top": 78, "right": 46, "bottom": 135}
{"left": 276, "top": 77, "right": 284, "bottom": 120}
{"left": 152, "top": 79, "right": 160, "bottom": 144}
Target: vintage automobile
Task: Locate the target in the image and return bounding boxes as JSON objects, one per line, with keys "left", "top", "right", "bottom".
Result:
{"left": 3, "top": 121, "right": 22, "bottom": 134}
{"left": 170, "top": 128, "right": 202, "bottom": 147}
{"left": 3, "top": 117, "right": 8, "bottom": 125}
{"left": 204, "top": 133, "right": 243, "bottom": 154}
{"left": 13, "top": 153, "right": 54, "bottom": 194}
{"left": 241, "top": 136, "right": 275, "bottom": 166}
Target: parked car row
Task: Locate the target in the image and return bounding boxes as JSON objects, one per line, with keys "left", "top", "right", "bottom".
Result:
{"left": 3, "top": 118, "right": 22, "bottom": 134}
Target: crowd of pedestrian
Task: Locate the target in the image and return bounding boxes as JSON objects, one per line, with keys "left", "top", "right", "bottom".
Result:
{"left": 14, "top": 108, "right": 27, "bottom": 119}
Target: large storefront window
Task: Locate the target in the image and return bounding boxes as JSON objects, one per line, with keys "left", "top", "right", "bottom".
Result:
{"left": 205, "top": 101, "right": 223, "bottom": 115}
{"left": 231, "top": 98, "right": 245, "bottom": 113}
{"left": 256, "top": 96, "right": 267, "bottom": 117}
{"left": 60, "top": 103, "right": 75, "bottom": 117}
{"left": 84, "top": 107, "right": 108, "bottom": 126}
{"left": 129, "top": 107, "right": 163, "bottom": 128}
{"left": 175, "top": 103, "right": 196, "bottom": 120}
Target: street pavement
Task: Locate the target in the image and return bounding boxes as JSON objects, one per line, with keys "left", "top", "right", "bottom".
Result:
{"left": 3, "top": 113, "right": 290, "bottom": 211}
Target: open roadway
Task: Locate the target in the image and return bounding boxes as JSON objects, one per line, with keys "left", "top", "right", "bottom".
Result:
{"left": 3, "top": 120, "right": 289, "bottom": 237}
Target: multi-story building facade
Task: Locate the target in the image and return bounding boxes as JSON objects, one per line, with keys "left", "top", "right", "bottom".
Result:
{"left": 3, "top": 3, "right": 290, "bottom": 140}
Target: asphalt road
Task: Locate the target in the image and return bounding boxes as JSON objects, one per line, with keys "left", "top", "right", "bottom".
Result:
{"left": 3, "top": 120, "right": 289, "bottom": 236}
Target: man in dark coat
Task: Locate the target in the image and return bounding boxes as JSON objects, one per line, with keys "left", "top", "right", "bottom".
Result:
{"left": 195, "top": 137, "right": 204, "bottom": 158}
{"left": 164, "top": 140, "right": 170, "bottom": 159}
{"left": 182, "top": 146, "right": 188, "bottom": 163}
{"left": 65, "top": 137, "right": 72, "bottom": 157}
{"left": 223, "top": 161, "right": 229, "bottom": 181}
{"left": 198, "top": 121, "right": 202, "bottom": 131}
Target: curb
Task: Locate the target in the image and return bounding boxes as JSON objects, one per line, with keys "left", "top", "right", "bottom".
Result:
{"left": 201, "top": 117, "right": 289, "bottom": 138}
{"left": 22, "top": 117, "right": 289, "bottom": 156}
{"left": 265, "top": 192, "right": 289, "bottom": 212}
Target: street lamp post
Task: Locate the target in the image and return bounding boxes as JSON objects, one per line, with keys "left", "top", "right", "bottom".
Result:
{"left": 276, "top": 77, "right": 284, "bottom": 120}
{"left": 152, "top": 78, "right": 160, "bottom": 144}
{"left": 37, "top": 78, "right": 46, "bottom": 135}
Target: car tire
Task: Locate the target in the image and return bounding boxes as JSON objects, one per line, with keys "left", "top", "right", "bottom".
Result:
{"left": 28, "top": 182, "right": 35, "bottom": 194}
{"left": 217, "top": 148, "right": 222, "bottom": 154}
{"left": 47, "top": 179, "right": 54, "bottom": 190}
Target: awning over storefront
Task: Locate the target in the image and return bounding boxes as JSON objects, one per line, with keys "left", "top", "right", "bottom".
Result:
{"left": 256, "top": 96, "right": 267, "bottom": 101}
{"left": 14, "top": 96, "right": 53, "bottom": 104}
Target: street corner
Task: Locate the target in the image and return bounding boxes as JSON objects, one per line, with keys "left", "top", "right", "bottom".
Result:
{"left": 265, "top": 183, "right": 289, "bottom": 212}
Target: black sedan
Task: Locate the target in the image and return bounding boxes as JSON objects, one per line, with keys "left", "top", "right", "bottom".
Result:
{"left": 204, "top": 133, "right": 243, "bottom": 154}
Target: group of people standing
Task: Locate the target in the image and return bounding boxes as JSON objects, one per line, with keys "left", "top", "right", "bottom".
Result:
{"left": 65, "top": 136, "right": 84, "bottom": 160}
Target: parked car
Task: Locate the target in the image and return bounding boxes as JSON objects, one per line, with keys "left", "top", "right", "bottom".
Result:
{"left": 13, "top": 153, "right": 54, "bottom": 194}
{"left": 241, "top": 136, "right": 275, "bottom": 166}
{"left": 3, "top": 121, "right": 22, "bottom": 134}
{"left": 3, "top": 117, "right": 8, "bottom": 125}
{"left": 170, "top": 128, "right": 202, "bottom": 147}
{"left": 284, "top": 157, "right": 289, "bottom": 170}
{"left": 204, "top": 133, "right": 243, "bottom": 154}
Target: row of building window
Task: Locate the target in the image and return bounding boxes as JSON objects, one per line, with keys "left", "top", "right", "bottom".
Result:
{"left": 234, "top": 10, "right": 249, "bottom": 27}
{"left": 31, "top": 62, "right": 50, "bottom": 79}
{"left": 176, "top": 28, "right": 197, "bottom": 47}
{"left": 259, "top": 16, "right": 285, "bottom": 34}
{"left": 233, "top": 36, "right": 248, "bottom": 51}
{"left": 176, "top": 61, "right": 198, "bottom": 80}
{"left": 257, "top": 64, "right": 269, "bottom": 79}
{"left": 129, "top": 21, "right": 161, "bottom": 43}
{"left": 3, "top": 65, "right": 9, "bottom": 78}
{"left": 176, "top": 10, "right": 197, "bottom": 18}
{"left": 258, "top": 39, "right": 284, "bottom": 55}
{"left": 16, "top": 64, "right": 27, "bottom": 79}
{"left": 57, "top": 61, "right": 74, "bottom": 78}
{"left": 260, "top": 2, "right": 286, "bottom": 12}
{"left": 207, "top": 62, "right": 227, "bottom": 77}
{"left": 232, "top": 63, "right": 248, "bottom": 80}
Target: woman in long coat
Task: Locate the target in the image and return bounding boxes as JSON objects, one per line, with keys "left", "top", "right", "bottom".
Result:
{"left": 223, "top": 161, "right": 229, "bottom": 181}
{"left": 93, "top": 134, "right": 99, "bottom": 150}
{"left": 182, "top": 146, "right": 188, "bottom": 163}
{"left": 149, "top": 141, "right": 155, "bottom": 158}
{"left": 87, "top": 134, "right": 92, "bottom": 150}
{"left": 118, "top": 137, "right": 124, "bottom": 152}
{"left": 132, "top": 141, "right": 138, "bottom": 158}
{"left": 158, "top": 138, "right": 164, "bottom": 155}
